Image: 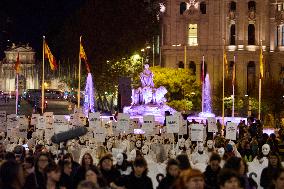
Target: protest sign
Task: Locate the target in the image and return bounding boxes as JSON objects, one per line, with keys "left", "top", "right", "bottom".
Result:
{"left": 226, "top": 122, "right": 237, "bottom": 140}
{"left": 207, "top": 117, "right": 218, "bottom": 132}
{"left": 166, "top": 115, "right": 179, "bottom": 133}
{"left": 31, "top": 114, "right": 40, "bottom": 125}
{"left": 190, "top": 124, "right": 204, "bottom": 141}
{"left": 117, "top": 113, "right": 130, "bottom": 133}
{"left": 142, "top": 115, "right": 155, "bottom": 134}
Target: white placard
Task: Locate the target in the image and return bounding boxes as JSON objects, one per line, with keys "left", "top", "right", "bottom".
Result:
{"left": 44, "top": 112, "right": 54, "bottom": 129}
{"left": 45, "top": 128, "right": 55, "bottom": 140}
{"left": 0, "top": 121, "right": 6, "bottom": 132}
{"left": 166, "top": 115, "right": 179, "bottom": 133}
{"left": 226, "top": 122, "right": 237, "bottom": 140}
{"left": 112, "top": 121, "right": 119, "bottom": 136}
{"left": 31, "top": 114, "right": 40, "bottom": 125}
{"left": 73, "top": 113, "right": 86, "bottom": 127}
{"left": 93, "top": 127, "right": 106, "bottom": 143}
{"left": 142, "top": 115, "right": 155, "bottom": 134}
{"left": 7, "top": 114, "right": 17, "bottom": 129}
{"left": 207, "top": 117, "right": 217, "bottom": 132}
{"left": 179, "top": 119, "right": 188, "bottom": 135}
{"left": 53, "top": 115, "right": 69, "bottom": 134}
{"left": 131, "top": 118, "right": 140, "bottom": 129}
{"left": 117, "top": 113, "right": 130, "bottom": 133}
{"left": 37, "top": 116, "right": 46, "bottom": 130}
{"left": 89, "top": 112, "right": 101, "bottom": 129}
{"left": 0, "top": 111, "right": 6, "bottom": 122}
{"left": 103, "top": 120, "right": 113, "bottom": 135}
{"left": 190, "top": 124, "right": 204, "bottom": 141}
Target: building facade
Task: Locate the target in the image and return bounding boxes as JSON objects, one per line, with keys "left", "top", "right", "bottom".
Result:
{"left": 0, "top": 44, "right": 38, "bottom": 93}
{"left": 161, "top": 0, "right": 284, "bottom": 97}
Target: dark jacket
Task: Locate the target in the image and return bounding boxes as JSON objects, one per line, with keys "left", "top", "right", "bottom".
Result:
{"left": 120, "top": 173, "right": 153, "bottom": 189}
{"left": 157, "top": 175, "right": 176, "bottom": 189}
{"left": 100, "top": 168, "right": 121, "bottom": 186}
{"left": 35, "top": 169, "right": 46, "bottom": 189}
{"left": 260, "top": 167, "right": 282, "bottom": 189}
{"left": 203, "top": 165, "right": 220, "bottom": 189}
{"left": 23, "top": 172, "right": 37, "bottom": 189}
{"left": 59, "top": 172, "right": 73, "bottom": 189}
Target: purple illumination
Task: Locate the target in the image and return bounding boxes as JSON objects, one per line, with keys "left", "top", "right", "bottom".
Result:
{"left": 199, "top": 74, "right": 215, "bottom": 117}
{"left": 83, "top": 73, "right": 95, "bottom": 116}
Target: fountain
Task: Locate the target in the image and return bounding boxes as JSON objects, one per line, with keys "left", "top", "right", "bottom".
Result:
{"left": 123, "top": 64, "right": 176, "bottom": 121}
{"left": 83, "top": 73, "right": 95, "bottom": 116}
{"left": 199, "top": 74, "right": 215, "bottom": 118}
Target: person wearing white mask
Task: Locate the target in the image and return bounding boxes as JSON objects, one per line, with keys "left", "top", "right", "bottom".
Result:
{"left": 115, "top": 153, "right": 132, "bottom": 175}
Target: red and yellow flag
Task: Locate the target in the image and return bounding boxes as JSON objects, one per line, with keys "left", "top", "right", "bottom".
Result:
{"left": 224, "top": 51, "right": 229, "bottom": 77}
{"left": 232, "top": 62, "right": 235, "bottom": 86}
{"left": 44, "top": 42, "right": 57, "bottom": 71}
{"left": 80, "top": 41, "right": 91, "bottom": 73}
{"left": 260, "top": 45, "right": 264, "bottom": 78}
{"left": 14, "top": 52, "right": 20, "bottom": 74}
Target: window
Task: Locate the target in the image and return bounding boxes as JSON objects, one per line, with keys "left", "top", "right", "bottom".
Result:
{"left": 247, "top": 61, "right": 256, "bottom": 96}
{"left": 188, "top": 24, "right": 198, "bottom": 46}
{"left": 229, "top": 1, "right": 236, "bottom": 11}
{"left": 200, "top": 2, "right": 206, "bottom": 14}
{"left": 248, "top": 1, "right": 256, "bottom": 11}
{"left": 189, "top": 61, "right": 196, "bottom": 75}
{"left": 248, "top": 24, "right": 255, "bottom": 45}
{"left": 230, "top": 24, "right": 236, "bottom": 45}
{"left": 180, "top": 2, "right": 187, "bottom": 15}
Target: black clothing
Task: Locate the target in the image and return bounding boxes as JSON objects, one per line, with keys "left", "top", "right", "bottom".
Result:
{"left": 59, "top": 173, "right": 73, "bottom": 189}
{"left": 23, "top": 172, "right": 37, "bottom": 189}
{"left": 100, "top": 168, "right": 121, "bottom": 186}
{"left": 157, "top": 175, "right": 176, "bottom": 189}
{"left": 73, "top": 166, "right": 87, "bottom": 188}
{"left": 260, "top": 167, "right": 282, "bottom": 189}
{"left": 119, "top": 173, "right": 153, "bottom": 189}
{"left": 35, "top": 169, "right": 46, "bottom": 189}
{"left": 203, "top": 165, "right": 220, "bottom": 189}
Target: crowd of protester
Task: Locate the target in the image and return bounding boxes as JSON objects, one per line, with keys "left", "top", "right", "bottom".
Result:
{"left": 1, "top": 116, "right": 284, "bottom": 189}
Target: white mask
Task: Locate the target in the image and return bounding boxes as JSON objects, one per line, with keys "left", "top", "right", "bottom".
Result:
{"left": 116, "top": 153, "right": 124, "bottom": 166}
{"left": 129, "top": 150, "right": 136, "bottom": 161}
{"left": 207, "top": 140, "right": 214, "bottom": 149}
{"left": 168, "top": 150, "right": 176, "bottom": 159}
{"left": 262, "top": 144, "right": 270, "bottom": 156}
{"left": 142, "top": 145, "right": 149, "bottom": 155}
{"left": 136, "top": 140, "right": 142, "bottom": 148}
{"left": 218, "top": 147, "right": 225, "bottom": 157}
{"left": 197, "top": 142, "right": 204, "bottom": 152}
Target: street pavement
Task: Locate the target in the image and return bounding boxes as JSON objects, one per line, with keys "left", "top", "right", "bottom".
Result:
{"left": 0, "top": 97, "right": 75, "bottom": 115}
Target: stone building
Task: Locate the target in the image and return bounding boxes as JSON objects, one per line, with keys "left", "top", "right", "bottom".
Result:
{"left": 0, "top": 44, "right": 38, "bottom": 93}
{"left": 160, "top": 0, "right": 284, "bottom": 97}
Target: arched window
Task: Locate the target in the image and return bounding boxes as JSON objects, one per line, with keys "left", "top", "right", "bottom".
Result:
{"left": 200, "top": 2, "right": 206, "bottom": 14}
{"left": 229, "top": 1, "right": 236, "bottom": 11}
{"left": 248, "top": 24, "right": 255, "bottom": 45}
{"left": 189, "top": 61, "right": 196, "bottom": 75}
{"left": 178, "top": 61, "right": 184, "bottom": 69}
{"left": 230, "top": 24, "right": 236, "bottom": 45}
{"left": 180, "top": 2, "right": 187, "bottom": 15}
{"left": 247, "top": 61, "right": 256, "bottom": 95}
{"left": 248, "top": 1, "right": 256, "bottom": 11}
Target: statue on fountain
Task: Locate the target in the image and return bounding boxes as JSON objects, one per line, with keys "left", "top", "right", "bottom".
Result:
{"left": 132, "top": 64, "right": 167, "bottom": 105}
{"left": 140, "top": 64, "right": 155, "bottom": 88}
{"left": 124, "top": 64, "right": 175, "bottom": 118}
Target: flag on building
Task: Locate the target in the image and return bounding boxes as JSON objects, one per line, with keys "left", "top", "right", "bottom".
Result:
{"left": 260, "top": 45, "right": 264, "bottom": 78}
{"left": 224, "top": 51, "right": 228, "bottom": 77}
{"left": 80, "top": 41, "right": 91, "bottom": 73}
{"left": 14, "top": 52, "right": 20, "bottom": 74}
{"left": 44, "top": 42, "right": 57, "bottom": 71}
{"left": 232, "top": 62, "right": 235, "bottom": 86}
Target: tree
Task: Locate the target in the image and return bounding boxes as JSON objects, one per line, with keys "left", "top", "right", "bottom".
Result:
{"left": 150, "top": 67, "right": 200, "bottom": 112}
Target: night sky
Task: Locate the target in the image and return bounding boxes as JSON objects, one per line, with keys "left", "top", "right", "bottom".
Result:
{"left": 0, "top": 0, "right": 160, "bottom": 65}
